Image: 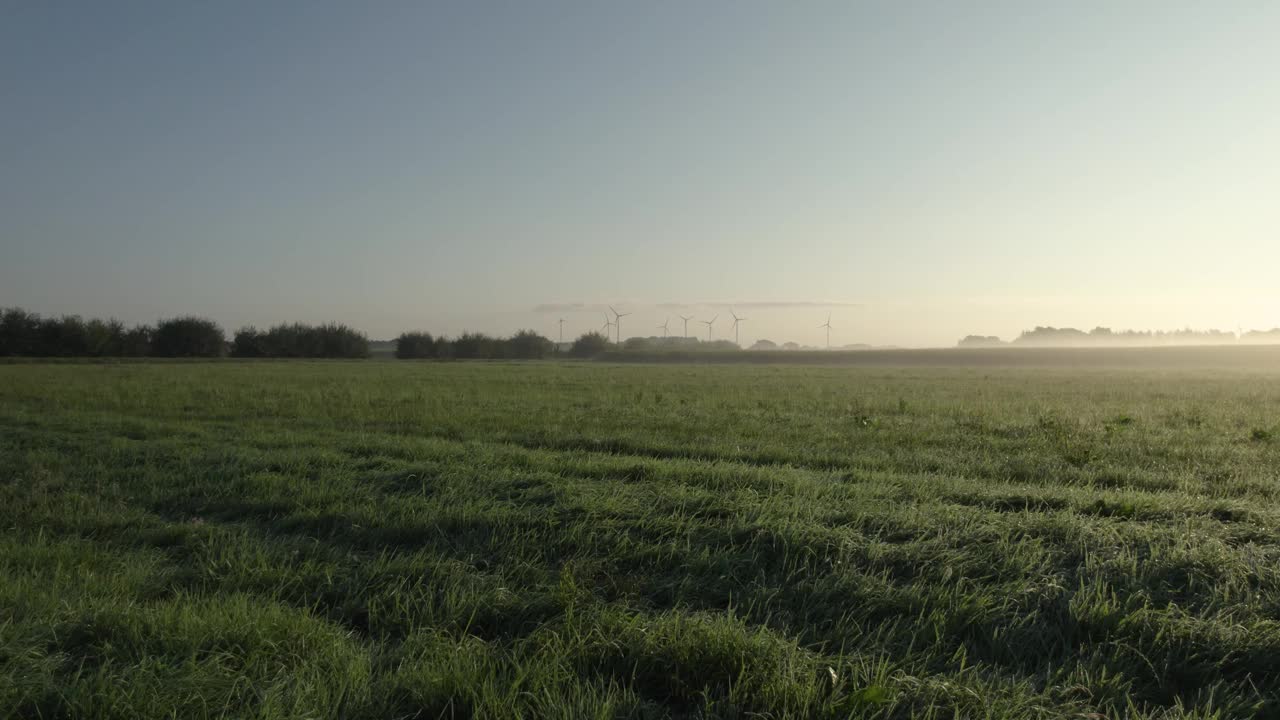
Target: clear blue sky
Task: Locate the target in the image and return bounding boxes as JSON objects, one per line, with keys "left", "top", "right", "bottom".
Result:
{"left": 4, "top": 2, "right": 1278, "bottom": 346}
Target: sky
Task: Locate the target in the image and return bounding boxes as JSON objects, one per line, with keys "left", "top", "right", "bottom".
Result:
{"left": 3, "top": 2, "right": 1279, "bottom": 347}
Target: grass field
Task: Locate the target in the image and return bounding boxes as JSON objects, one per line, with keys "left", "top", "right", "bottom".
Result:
{"left": 4, "top": 360, "right": 1280, "bottom": 718}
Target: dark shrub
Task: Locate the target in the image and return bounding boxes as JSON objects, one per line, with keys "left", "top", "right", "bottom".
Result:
{"left": 569, "top": 331, "right": 610, "bottom": 358}
{"left": 84, "top": 319, "right": 125, "bottom": 356}
{"left": 35, "top": 316, "right": 90, "bottom": 357}
{"left": 232, "top": 327, "right": 267, "bottom": 357}
{"left": 232, "top": 323, "right": 368, "bottom": 358}
{"left": 505, "top": 329, "right": 554, "bottom": 359}
{"left": 453, "top": 332, "right": 498, "bottom": 359}
{"left": 314, "top": 323, "right": 369, "bottom": 358}
{"left": 0, "top": 308, "right": 39, "bottom": 356}
{"left": 395, "top": 332, "right": 436, "bottom": 359}
{"left": 120, "top": 325, "right": 153, "bottom": 356}
{"left": 152, "top": 317, "right": 226, "bottom": 357}
{"left": 263, "top": 323, "right": 312, "bottom": 357}
{"left": 434, "top": 337, "right": 455, "bottom": 359}
{"left": 2, "top": 309, "right": 149, "bottom": 357}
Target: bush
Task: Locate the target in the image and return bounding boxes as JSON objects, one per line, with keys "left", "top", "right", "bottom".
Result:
{"left": 152, "top": 317, "right": 226, "bottom": 357}
{"left": 0, "top": 308, "right": 39, "bottom": 356}
{"left": 0, "top": 309, "right": 153, "bottom": 358}
{"left": 120, "top": 325, "right": 154, "bottom": 356}
{"left": 230, "top": 323, "right": 369, "bottom": 358}
{"left": 569, "top": 331, "right": 610, "bottom": 358}
{"left": 505, "top": 330, "right": 554, "bottom": 359}
{"left": 397, "top": 331, "right": 552, "bottom": 361}
{"left": 452, "top": 332, "right": 499, "bottom": 359}
{"left": 260, "top": 323, "right": 311, "bottom": 357}
{"left": 434, "top": 337, "right": 455, "bottom": 359}
{"left": 232, "top": 327, "right": 268, "bottom": 358}
{"left": 85, "top": 319, "right": 126, "bottom": 356}
{"left": 35, "top": 315, "right": 89, "bottom": 357}
{"left": 313, "top": 323, "right": 369, "bottom": 358}
{"left": 395, "top": 332, "right": 436, "bottom": 359}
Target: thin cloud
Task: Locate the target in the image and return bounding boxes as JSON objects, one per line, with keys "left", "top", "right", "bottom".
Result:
{"left": 535, "top": 301, "right": 861, "bottom": 313}
{"left": 708, "top": 301, "right": 862, "bottom": 309}
{"left": 533, "top": 303, "right": 600, "bottom": 313}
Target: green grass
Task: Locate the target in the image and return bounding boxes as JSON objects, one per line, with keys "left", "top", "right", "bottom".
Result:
{"left": 3, "top": 360, "right": 1280, "bottom": 718}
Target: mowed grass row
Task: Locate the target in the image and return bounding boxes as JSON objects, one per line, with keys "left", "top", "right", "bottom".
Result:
{"left": 3, "top": 362, "right": 1280, "bottom": 718}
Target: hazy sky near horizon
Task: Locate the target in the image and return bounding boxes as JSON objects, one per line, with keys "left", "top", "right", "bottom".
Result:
{"left": 4, "top": 2, "right": 1279, "bottom": 347}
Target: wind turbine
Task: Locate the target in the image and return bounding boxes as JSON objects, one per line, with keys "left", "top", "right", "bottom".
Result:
{"left": 679, "top": 314, "right": 694, "bottom": 339}
{"left": 819, "top": 314, "right": 833, "bottom": 349}
{"left": 600, "top": 312, "right": 614, "bottom": 337}
{"left": 658, "top": 318, "right": 670, "bottom": 338}
{"left": 558, "top": 318, "right": 565, "bottom": 345}
{"left": 729, "top": 310, "right": 747, "bottom": 346}
{"left": 609, "top": 306, "right": 631, "bottom": 344}
{"left": 700, "top": 315, "right": 718, "bottom": 341}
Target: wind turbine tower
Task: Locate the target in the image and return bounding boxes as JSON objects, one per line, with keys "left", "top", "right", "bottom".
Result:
{"left": 700, "top": 315, "right": 718, "bottom": 341}
{"left": 609, "top": 306, "right": 631, "bottom": 344}
{"left": 819, "top": 314, "right": 833, "bottom": 350}
{"left": 729, "top": 310, "right": 747, "bottom": 347}
{"left": 558, "top": 318, "right": 565, "bottom": 345}
{"left": 679, "top": 314, "right": 694, "bottom": 339}
{"left": 658, "top": 318, "right": 670, "bottom": 338}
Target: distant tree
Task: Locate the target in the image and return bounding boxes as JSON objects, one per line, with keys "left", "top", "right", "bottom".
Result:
{"left": 622, "top": 337, "right": 651, "bottom": 351}
{"left": 452, "top": 332, "right": 498, "bottom": 359}
{"left": 505, "top": 329, "right": 554, "bottom": 359}
{"left": 749, "top": 339, "right": 777, "bottom": 350}
{"left": 84, "top": 318, "right": 128, "bottom": 356}
{"left": 314, "top": 323, "right": 369, "bottom": 358}
{"left": 232, "top": 327, "right": 267, "bottom": 357}
{"left": 1012, "top": 327, "right": 1089, "bottom": 346}
{"left": 704, "top": 340, "right": 739, "bottom": 351}
{"left": 260, "top": 323, "right": 312, "bottom": 357}
{"left": 152, "top": 317, "right": 226, "bottom": 357}
{"left": 0, "top": 308, "right": 39, "bottom": 356}
{"left": 227, "top": 322, "right": 367, "bottom": 358}
{"left": 120, "top": 325, "right": 153, "bottom": 356}
{"left": 782, "top": 342, "right": 800, "bottom": 350}
{"left": 569, "top": 331, "right": 610, "bottom": 358}
{"left": 35, "top": 315, "right": 90, "bottom": 357}
{"left": 394, "top": 331, "right": 436, "bottom": 359}
{"left": 957, "top": 335, "right": 1005, "bottom": 348}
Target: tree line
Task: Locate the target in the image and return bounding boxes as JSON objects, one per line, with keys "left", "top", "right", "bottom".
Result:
{"left": 0, "top": 306, "right": 574, "bottom": 360}
{"left": 1, "top": 306, "right": 800, "bottom": 360}
{"left": 959, "top": 326, "right": 1278, "bottom": 348}
{"left": 393, "top": 329, "right": 557, "bottom": 359}
{"left": 0, "top": 308, "right": 226, "bottom": 358}
{"left": 0, "top": 307, "right": 371, "bottom": 359}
